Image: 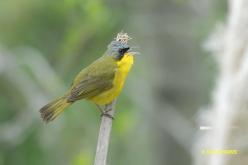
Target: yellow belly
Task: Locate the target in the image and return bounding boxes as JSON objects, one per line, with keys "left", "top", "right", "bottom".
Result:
{"left": 90, "top": 54, "right": 134, "bottom": 105}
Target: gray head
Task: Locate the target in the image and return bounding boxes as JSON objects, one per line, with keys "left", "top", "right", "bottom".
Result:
{"left": 105, "top": 40, "right": 130, "bottom": 61}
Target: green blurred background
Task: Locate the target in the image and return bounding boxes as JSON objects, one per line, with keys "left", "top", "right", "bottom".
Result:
{"left": 0, "top": 0, "right": 226, "bottom": 165}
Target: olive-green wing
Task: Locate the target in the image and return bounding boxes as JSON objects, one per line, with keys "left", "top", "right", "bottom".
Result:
{"left": 68, "top": 56, "right": 116, "bottom": 102}
{"left": 68, "top": 74, "right": 114, "bottom": 102}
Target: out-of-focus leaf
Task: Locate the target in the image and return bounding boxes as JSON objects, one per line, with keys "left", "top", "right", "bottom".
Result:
{"left": 72, "top": 151, "right": 92, "bottom": 165}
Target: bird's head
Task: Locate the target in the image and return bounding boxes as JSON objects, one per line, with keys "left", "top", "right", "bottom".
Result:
{"left": 105, "top": 32, "right": 139, "bottom": 61}
{"left": 107, "top": 41, "right": 130, "bottom": 60}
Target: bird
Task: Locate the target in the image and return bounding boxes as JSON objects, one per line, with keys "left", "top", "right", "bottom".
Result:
{"left": 39, "top": 32, "right": 137, "bottom": 123}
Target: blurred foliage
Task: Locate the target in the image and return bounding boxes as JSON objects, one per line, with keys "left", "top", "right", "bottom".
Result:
{"left": 0, "top": 0, "right": 226, "bottom": 165}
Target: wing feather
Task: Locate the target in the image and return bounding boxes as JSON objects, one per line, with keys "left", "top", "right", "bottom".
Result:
{"left": 68, "top": 56, "right": 116, "bottom": 102}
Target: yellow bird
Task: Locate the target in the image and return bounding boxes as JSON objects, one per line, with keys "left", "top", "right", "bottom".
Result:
{"left": 39, "top": 32, "right": 137, "bottom": 122}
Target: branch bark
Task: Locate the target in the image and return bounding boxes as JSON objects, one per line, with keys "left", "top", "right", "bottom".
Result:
{"left": 94, "top": 100, "right": 116, "bottom": 165}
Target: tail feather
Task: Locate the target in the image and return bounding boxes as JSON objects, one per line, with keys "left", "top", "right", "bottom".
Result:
{"left": 40, "top": 96, "right": 71, "bottom": 123}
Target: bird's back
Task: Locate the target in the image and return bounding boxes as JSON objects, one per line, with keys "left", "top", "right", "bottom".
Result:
{"left": 71, "top": 56, "right": 117, "bottom": 89}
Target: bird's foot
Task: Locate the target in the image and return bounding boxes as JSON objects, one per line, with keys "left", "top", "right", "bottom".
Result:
{"left": 101, "top": 112, "right": 114, "bottom": 120}
{"left": 96, "top": 104, "right": 114, "bottom": 119}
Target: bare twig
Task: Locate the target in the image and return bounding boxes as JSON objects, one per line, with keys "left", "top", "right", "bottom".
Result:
{"left": 94, "top": 100, "right": 116, "bottom": 165}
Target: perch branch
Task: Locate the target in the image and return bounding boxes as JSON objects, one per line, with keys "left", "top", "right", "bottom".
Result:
{"left": 94, "top": 100, "right": 116, "bottom": 165}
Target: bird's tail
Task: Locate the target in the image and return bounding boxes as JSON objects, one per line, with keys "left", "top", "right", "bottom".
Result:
{"left": 39, "top": 95, "right": 71, "bottom": 123}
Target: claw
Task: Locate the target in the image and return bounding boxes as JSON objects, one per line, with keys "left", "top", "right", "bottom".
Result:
{"left": 101, "top": 113, "right": 114, "bottom": 120}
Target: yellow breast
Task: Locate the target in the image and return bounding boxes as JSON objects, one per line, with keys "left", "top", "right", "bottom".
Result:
{"left": 90, "top": 54, "right": 134, "bottom": 105}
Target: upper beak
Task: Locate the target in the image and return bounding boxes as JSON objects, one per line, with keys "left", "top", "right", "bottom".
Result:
{"left": 128, "top": 51, "right": 140, "bottom": 56}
